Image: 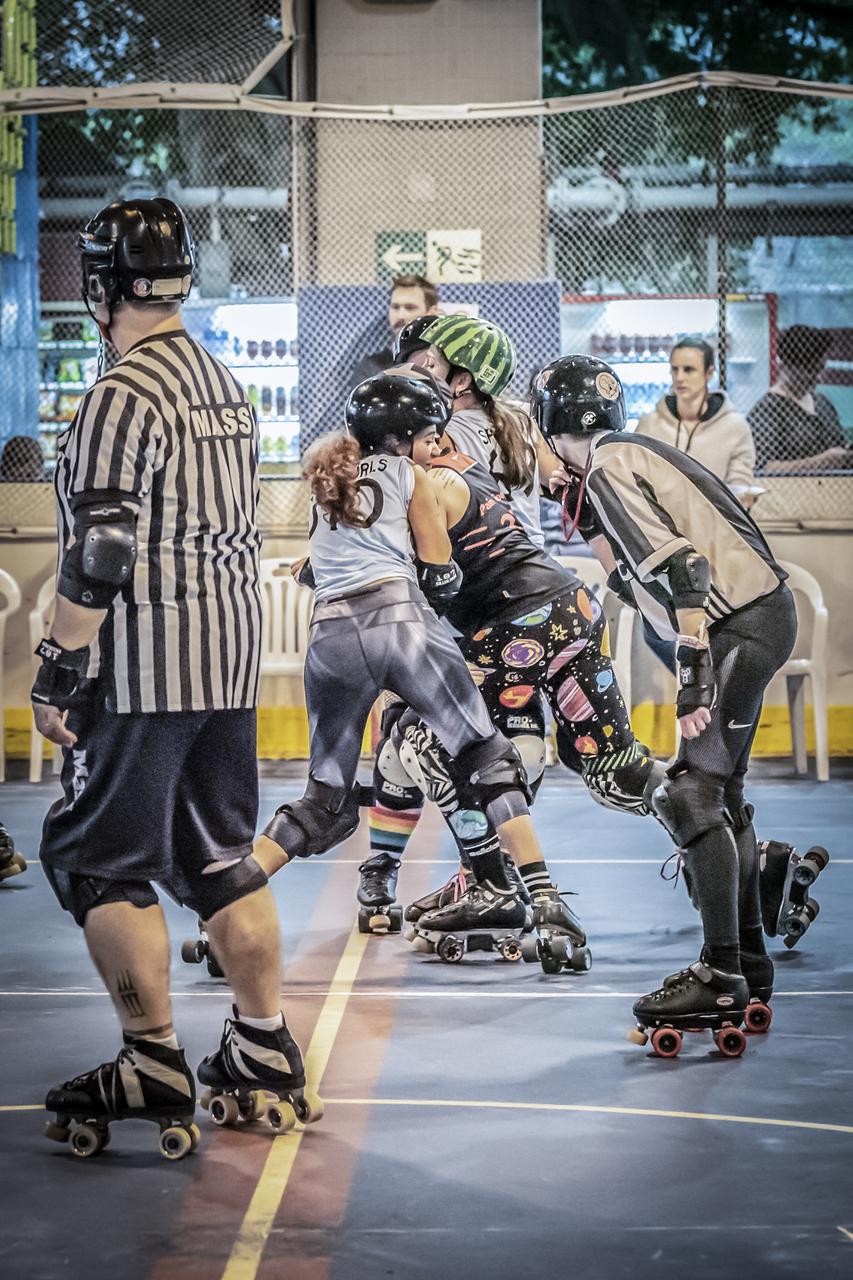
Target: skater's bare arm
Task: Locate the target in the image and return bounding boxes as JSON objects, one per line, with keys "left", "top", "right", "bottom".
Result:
{"left": 408, "top": 466, "right": 453, "bottom": 563}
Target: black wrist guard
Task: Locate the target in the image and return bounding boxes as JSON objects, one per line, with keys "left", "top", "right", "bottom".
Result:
{"left": 606, "top": 567, "right": 635, "bottom": 608}
{"left": 417, "top": 559, "right": 463, "bottom": 612}
{"left": 31, "top": 637, "right": 90, "bottom": 711}
{"left": 675, "top": 641, "right": 715, "bottom": 717}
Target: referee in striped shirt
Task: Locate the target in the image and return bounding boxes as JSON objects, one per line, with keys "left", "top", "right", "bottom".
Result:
{"left": 33, "top": 199, "right": 313, "bottom": 1153}
{"left": 531, "top": 354, "right": 798, "bottom": 1046}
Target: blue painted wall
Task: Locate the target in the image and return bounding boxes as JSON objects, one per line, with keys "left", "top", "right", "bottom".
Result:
{"left": 0, "top": 116, "right": 40, "bottom": 454}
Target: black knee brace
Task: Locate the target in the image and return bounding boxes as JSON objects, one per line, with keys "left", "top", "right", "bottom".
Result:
{"left": 650, "top": 769, "right": 729, "bottom": 849}
{"left": 187, "top": 855, "right": 268, "bottom": 920}
{"left": 44, "top": 865, "right": 158, "bottom": 928}
{"left": 450, "top": 733, "right": 533, "bottom": 811}
{"left": 263, "top": 777, "right": 371, "bottom": 859}
{"left": 724, "top": 781, "right": 754, "bottom": 835}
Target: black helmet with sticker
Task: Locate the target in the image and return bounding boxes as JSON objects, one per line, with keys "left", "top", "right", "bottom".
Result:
{"left": 392, "top": 314, "right": 437, "bottom": 364}
{"left": 530, "top": 355, "right": 626, "bottom": 444}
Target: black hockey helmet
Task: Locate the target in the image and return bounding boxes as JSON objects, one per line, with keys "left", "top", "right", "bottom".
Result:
{"left": 530, "top": 355, "right": 626, "bottom": 445}
{"left": 345, "top": 371, "right": 451, "bottom": 455}
{"left": 392, "top": 314, "right": 437, "bottom": 364}
{"left": 79, "top": 197, "right": 195, "bottom": 309}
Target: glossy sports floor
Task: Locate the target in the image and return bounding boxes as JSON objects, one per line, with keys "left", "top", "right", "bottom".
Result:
{"left": 2, "top": 759, "right": 851, "bottom": 1280}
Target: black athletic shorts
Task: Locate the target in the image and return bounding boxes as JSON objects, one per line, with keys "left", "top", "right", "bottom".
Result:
{"left": 40, "top": 681, "right": 258, "bottom": 906}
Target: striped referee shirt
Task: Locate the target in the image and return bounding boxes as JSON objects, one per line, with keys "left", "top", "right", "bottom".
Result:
{"left": 585, "top": 433, "right": 786, "bottom": 639}
{"left": 54, "top": 331, "right": 262, "bottom": 714}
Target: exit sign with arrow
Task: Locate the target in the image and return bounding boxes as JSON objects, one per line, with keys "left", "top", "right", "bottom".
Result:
{"left": 376, "top": 228, "right": 483, "bottom": 283}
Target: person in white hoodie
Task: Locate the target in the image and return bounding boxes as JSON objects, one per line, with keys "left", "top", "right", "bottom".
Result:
{"left": 635, "top": 338, "right": 762, "bottom": 510}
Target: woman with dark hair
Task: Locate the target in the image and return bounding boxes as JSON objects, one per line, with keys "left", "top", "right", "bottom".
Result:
{"left": 635, "top": 337, "right": 762, "bottom": 509}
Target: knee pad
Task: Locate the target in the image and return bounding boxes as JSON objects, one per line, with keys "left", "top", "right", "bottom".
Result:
{"left": 396, "top": 719, "right": 456, "bottom": 810}
{"left": 724, "top": 782, "right": 754, "bottom": 834}
{"left": 650, "top": 770, "right": 728, "bottom": 849}
{"left": 510, "top": 734, "right": 546, "bottom": 799}
{"left": 373, "top": 730, "right": 425, "bottom": 811}
{"left": 263, "top": 777, "right": 368, "bottom": 859}
{"left": 187, "top": 855, "right": 268, "bottom": 920}
{"left": 450, "top": 732, "right": 532, "bottom": 811}
{"left": 44, "top": 866, "right": 158, "bottom": 927}
{"left": 584, "top": 744, "right": 665, "bottom": 818}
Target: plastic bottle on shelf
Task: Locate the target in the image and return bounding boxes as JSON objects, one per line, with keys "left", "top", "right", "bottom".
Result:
{"left": 247, "top": 339, "right": 259, "bottom": 362}
{"left": 247, "top": 384, "right": 260, "bottom": 413}
{"left": 233, "top": 335, "right": 243, "bottom": 358}
{"left": 289, "top": 338, "right": 299, "bottom": 360}
{"left": 261, "top": 340, "right": 273, "bottom": 362}
{"left": 275, "top": 338, "right": 288, "bottom": 362}
{"left": 261, "top": 386, "right": 273, "bottom": 419}
{"left": 275, "top": 387, "right": 287, "bottom": 418}
{"left": 289, "top": 384, "right": 299, "bottom": 418}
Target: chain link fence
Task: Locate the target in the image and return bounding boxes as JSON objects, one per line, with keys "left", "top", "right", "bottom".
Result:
{"left": 1, "top": 9, "right": 850, "bottom": 533}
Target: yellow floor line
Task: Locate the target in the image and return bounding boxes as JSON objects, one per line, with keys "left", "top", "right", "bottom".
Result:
{"left": 323, "top": 1097, "right": 853, "bottom": 1137}
{"left": 220, "top": 923, "right": 369, "bottom": 1280}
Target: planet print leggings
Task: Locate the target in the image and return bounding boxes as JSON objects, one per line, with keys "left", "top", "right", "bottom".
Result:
{"left": 462, "top": 583, "right": 635, "bottom": 765}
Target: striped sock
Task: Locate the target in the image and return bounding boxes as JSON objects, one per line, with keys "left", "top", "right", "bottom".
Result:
{"left": 367, "top": 803, "right": 422, "bottom": 859}
{"left": 519, "top": 860, "right": 556, "bottom": 897}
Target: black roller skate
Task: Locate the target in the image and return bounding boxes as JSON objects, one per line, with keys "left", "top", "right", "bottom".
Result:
{"left": 181, "top": 918, "right": 225, "bottom": 978}
{"left": 661, "top": 947, "right": 774, "bottom": 1034}
{"left": 404, "top": 865, "right": 473, "bottom": 925}
{"left": 410, "top": 880, "right": 533, "bottom": 963}
{"left": 0, "top": 821, "right": 26, "bottom": 884}
{"left": 759, "top": 841, "right": 829, "bottom": 948}
{"left": 628, "top": 960, "right": 749, "bottom": 1058}
{"left": 522, "top": 888, "right": 591, "bottom": 974}
{"left": 44, "top": 1037, "right": 198, "bottom": 1160}
{"left": 357, "top": 854, "right": 403, "bottom": 935}
{"left": 198, "top": 1007, "right": 323, "bottom": 1134}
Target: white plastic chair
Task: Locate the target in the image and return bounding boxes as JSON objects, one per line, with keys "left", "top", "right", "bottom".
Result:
{"left": 557, "top": 554, "right": 636, "bottom": 712}
{"left": 29, "top": 575, "right": 63, "bottom": 784}
{"left": 258, "top": 558, "right": 314, "bottom": 680}
{"left": 0, "top": 569, "right": 22, "bottom": 782}
{"left": 777, "top": 560, "right": 829, "bottom": 782}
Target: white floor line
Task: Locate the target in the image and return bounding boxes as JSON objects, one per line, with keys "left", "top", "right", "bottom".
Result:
{"left": 23, "top": 857, "right": 853, "bottom": 866}
{"left": 1, "top": 987, "right": 851, "bottom": 1000}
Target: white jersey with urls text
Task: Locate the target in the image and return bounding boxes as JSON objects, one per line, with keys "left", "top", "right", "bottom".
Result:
{"left": 445, "top": 406, "right": 544, "bottom": 548}
{"left": 309, "top": 453, "right": 418, "bottom": 602}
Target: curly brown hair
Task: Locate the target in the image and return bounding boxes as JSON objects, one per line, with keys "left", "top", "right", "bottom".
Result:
{"left": 303, "top": 433, "right": 364, "bottom": 528}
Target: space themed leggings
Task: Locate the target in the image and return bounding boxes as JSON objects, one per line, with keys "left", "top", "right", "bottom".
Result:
{"left": 462, "top": 583, "right": 634, "bottom": 763}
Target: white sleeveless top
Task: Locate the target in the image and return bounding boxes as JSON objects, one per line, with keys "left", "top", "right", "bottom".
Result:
{"left": 446, "top": 406, "right": 544, "bottom": 548}
{"left": 310, "top": 453, "right": 417, "bottom": 601}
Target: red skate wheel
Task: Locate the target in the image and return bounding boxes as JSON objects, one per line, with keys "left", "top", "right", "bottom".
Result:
{"left": 651, "top": 1027, "right": 682, "bottom": 1057}
{"left": 744, "top": 1002, "right": 772, "bottom": 1034}
{"left": 715, "top": 1025, "right": 747, "bottom": 1057}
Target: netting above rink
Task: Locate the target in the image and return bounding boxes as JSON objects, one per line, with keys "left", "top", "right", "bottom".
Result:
{"left": 1, "top": 50, "right": 851, "bottom": 533}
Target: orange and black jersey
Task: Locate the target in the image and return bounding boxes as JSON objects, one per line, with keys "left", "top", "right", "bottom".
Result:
{"left": 431, "top": 450, "right": 577, "bottom": 635}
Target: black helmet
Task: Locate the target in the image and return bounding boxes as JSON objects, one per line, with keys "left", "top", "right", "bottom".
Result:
{"left": 530, "top": 355, "right": 626, "bottom": 445}
{"left": 79, "top": 197, "right": 195, "bottom": 309}
{"left": 345, "top": 372, "right": 450, "bottom": 455}
{"left": 392, "top": 314, "right": 436, "bottom": 364}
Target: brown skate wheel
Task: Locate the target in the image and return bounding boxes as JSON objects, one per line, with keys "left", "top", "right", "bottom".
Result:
{"left": 744, "top": 1002, "right": 772, "bottom": 1034}
{"left": 651, "top": 1027, "right": 682, "bottom": 1057}
{"left": 498, "top": 937, "right": 523, "bottom": 962}
{"left": 160, "top": 1125, "right": 193, "bottom": 1160}
{"left": 715, "top": 1025, "right": 748, "bottom": 1058}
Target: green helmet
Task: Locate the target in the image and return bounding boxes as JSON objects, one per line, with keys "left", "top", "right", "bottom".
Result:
{"left": 420, "top": 314, "right": 517, "bottom": 397}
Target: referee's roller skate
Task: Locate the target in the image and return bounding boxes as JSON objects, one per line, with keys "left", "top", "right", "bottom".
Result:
{"left": 404, "top": 864, "right": 474, "bottom": 926}
{"left": 197, "top": 1007, "right": 323, "bottom": 1134}
{"left": 759, "top": 840, "right": 830, "bottom": 948}
{"left": 522, "top": 888, "right": 592, "bottom": 974}
{"left": 44, "top": 1036, "right": 199, "bottom": 1160}
{"left": 357, "top": 853, "right": 403, "bottom": 935}
{"left": 628, "top": 960, "right": 749, "bottom": 1058}
{"left": 661, "top": 947, "right": 774, "bottom": 1034}
{"left": 411, "top": 880, "right": 533, "bottom": 963}
{"left": 0, "top": 821, "right": 26, "bottom": 884}
{"left": 180, "top": 918, "right": 225, "bottom": 978}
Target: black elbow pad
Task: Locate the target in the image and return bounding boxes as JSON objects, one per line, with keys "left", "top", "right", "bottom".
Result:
{"left": 58, "top": 500, "right": 138, "bottom": 608}
{"left": 665, "top": 549, "right": 710, "bottom": 611}
{"left": 417, "top": 559, "right": 463, "bottom": 612}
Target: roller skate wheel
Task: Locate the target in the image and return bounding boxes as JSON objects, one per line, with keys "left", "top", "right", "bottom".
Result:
{"left": 181, "top": 939, "right": 206, "bottom": 965}
{"left": 357, "top": 908, "right": 374, "bottom": 935}
{"left": 520, "top": 935, "right": 541, "bottom": 964}
{"left": 744, "top": 1002, "right": 772, "bottom": 1034}
{"left": 10, "top": 852, "right": 26, "bottom": 874}
{"left": 188, "top": 1123, "right": 202, "bottom": 1150}
{"left": 160, "top": 1125, "right": 194, "bottom": 1160}
{"left": 387, "top": 905, "right": 403, "bottom": 933}
{"left": 45, "top": 1119, "right": 70, "bottom": 1143}
{"left": 267, "top": 1102, "right": 297, "bottom": 1134}
{"left": 246, "top": 1090, "right": 270, "bottom": 1122}
{"left": 650, "top": 1027, "right": 682, "bottom": 1057}
{"left": 368, "top": 911, "right": 391, "bottom": 933}
{"left": 70, "top": 1122, "right": 103, "bottom": 1158}
{"left": 715, "top": 1025, "right": 748, "bottom": 1058}
{"left": 498, "top": 936, "right": 523, "bottom": 962}
{"left": 627, "top": 1027, "right": 648, "bottom": 1046}
{"left": 294, "top": 1089, "right": 325, "bottom": 1125}
{"left": 209, "top": 1093, "right": 240, "bottom": 1127}
{"left": 411, "top": 935, "right": 434, "bottom": 954}
{"left": 437, "top": 934, "right": 465, "bottom": 964}
{"left": 570, "top": 945, "right": 592, "bottom": 973}
{"left": 402, "top": 924, "right": 417, "bottom": 943}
